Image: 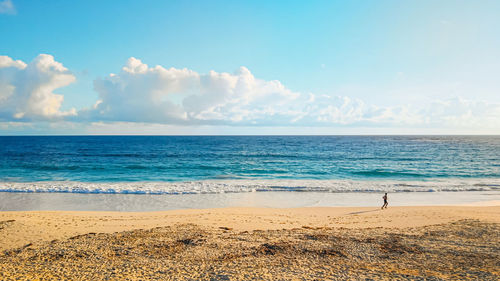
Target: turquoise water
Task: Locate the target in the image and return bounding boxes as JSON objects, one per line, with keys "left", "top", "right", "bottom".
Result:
{"left": 0, "top": 136, "right": 499, "bottom": 194}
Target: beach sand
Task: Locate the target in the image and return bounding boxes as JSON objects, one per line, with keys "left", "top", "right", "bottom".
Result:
{"left": 1, "top": 205, "right": 499, "bottom": 280}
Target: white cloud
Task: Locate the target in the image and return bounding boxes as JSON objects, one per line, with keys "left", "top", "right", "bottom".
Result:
{"left": 83, "top": 57, "right": 500, "bottom": 130}
{"left": 82, "top": 57, "right": 303, "bottom": 125}
{"left": 1, "top": 54, "right": 499, "bottom": 133}
{"left": 0, "top": 0, "right": 15, "bottom": 15}
{"left": 81, "top": 57, "right": 388, "bottom": 126}
{"left": 421, "top": 97, "right": 500, "bottom": 129}
{"left": 0, "top": 54, "right": 77, "bottom": 121}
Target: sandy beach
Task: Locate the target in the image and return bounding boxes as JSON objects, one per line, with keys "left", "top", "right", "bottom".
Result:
{"left": 1, "top": 205, "right": 499, "bottom": 280}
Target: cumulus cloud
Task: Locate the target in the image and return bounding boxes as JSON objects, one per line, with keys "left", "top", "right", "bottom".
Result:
{"left": 82, "top": 57, "right": 500, "bottom": 129}
{"left": 1, "top": 54, "right": 499, "bottom": 132}
{"left": 0, "top": 54, "right": 77, "bottom": 121}
{"left": 80, "top": 57, "right": 303, "bottom": 125}
{"left": 82, "top": 57, "right": 386, "bottom": 126}
{"left": 0, "top": 0, "right": 15, "bottom": 14}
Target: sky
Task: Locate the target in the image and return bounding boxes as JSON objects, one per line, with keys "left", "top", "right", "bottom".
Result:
{"left": 0, "top": 0, "right": 499, "bottom": 135}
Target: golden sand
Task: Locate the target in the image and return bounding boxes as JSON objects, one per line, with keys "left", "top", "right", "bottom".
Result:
{"left": 1, "top": 206, "right": 499, "bottom": 280}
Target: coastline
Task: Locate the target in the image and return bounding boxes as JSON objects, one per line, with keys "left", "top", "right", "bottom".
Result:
{"left": 1, "top": 190, "right": 499, "bottom": 212}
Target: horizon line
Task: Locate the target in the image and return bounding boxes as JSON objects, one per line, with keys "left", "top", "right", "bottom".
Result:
{"left": 1, "top": 134, "right": 499, "bottom": 137}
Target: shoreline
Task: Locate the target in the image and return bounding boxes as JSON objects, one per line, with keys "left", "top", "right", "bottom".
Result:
{"left": 1, "top": 190, "right": 499, "bottom": 212}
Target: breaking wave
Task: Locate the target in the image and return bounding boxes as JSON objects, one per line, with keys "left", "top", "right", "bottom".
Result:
{"left": 1, "top": 179, "right": 499, "bottom": 195}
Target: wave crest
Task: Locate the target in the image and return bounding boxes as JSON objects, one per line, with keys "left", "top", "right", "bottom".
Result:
{"left": 1, "top": 179, "right": 499, "bottom": 195}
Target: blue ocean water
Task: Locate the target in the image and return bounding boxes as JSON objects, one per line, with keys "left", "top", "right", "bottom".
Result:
{"left": 0, "top": 136, "right": 499, "bottom": 194}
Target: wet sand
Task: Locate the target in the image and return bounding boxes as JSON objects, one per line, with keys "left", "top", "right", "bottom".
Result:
{"left": 1, "top": 206, "right": 499, "bottom": 280}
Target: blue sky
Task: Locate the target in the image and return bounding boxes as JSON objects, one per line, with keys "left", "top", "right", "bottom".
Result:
{"left": 1, "top": 0, "right": 499, "bottom": 134}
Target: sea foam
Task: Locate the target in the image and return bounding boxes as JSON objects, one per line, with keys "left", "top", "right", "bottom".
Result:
{"left": 1, "top": 179, "right": 499, "bottom": 194}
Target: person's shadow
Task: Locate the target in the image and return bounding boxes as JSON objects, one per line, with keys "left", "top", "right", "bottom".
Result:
{"left": 347, "top": 209, "right": 380, "bottom": 215}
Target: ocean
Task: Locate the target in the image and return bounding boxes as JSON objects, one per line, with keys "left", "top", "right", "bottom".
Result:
{"left": 0, "top": 136, "right": 499, "bottom": 195}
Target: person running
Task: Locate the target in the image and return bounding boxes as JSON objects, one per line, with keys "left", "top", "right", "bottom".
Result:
{"left": 381, "top": 193, "right": 388, "bottom": 209}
